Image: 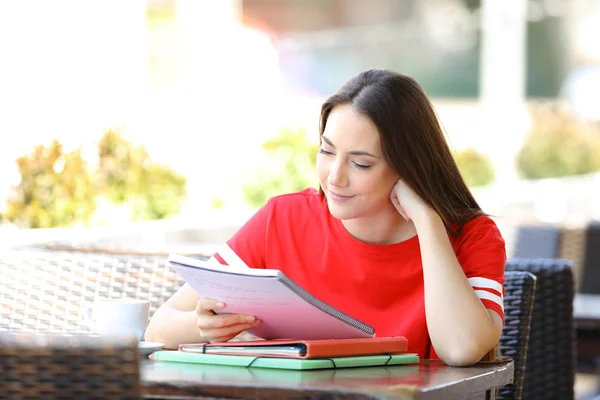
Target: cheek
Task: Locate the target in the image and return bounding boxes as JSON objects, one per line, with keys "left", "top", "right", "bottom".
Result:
{"left": 359, "top": 172, "right": 396, "bottom": 198}
{"left": 316, "top": 157, "right": 328, "bottom": 183}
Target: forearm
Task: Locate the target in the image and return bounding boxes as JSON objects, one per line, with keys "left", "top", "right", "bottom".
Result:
{"left": 144, "top": 305, "right": 203, "bottom": 349}
{"left": 416, "top": 213, "right": 501, "bottom": 366}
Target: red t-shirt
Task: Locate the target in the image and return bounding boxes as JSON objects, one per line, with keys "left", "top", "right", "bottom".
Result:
{"left": 214, "top": 188, "right": 506, "bottom": 359}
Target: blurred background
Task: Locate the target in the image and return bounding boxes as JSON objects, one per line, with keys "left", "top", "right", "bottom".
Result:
{"left": 0, "top": 0, "right": 600, "bottom": 396}
{"left": 1, "top": 0, "right": 600, "bottom": 250}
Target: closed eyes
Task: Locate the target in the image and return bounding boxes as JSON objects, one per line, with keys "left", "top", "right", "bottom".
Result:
{"left": 353, "top": 163, "right": 372, "bottom": 170}
{"left": 318, "top": 148, "right": 372, "bottom": 170}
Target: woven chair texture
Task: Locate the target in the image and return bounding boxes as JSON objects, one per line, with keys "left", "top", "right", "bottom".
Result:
{"left": 0, "top": 250, "right": 189, "bottom": 333}
{"left": 505, "top": 258, "right": 575, "bottom": 400}
{"left": 558, "top": 226, "right": 587, "bottom": 292}
{"left": 497, "top": 271, "right": 537, "bottom": 400}
{"left": 513, "top": 225, "right": 561, "bottom": 259}
{"left": 0, "top": 332, "right": 140, "bottom": 399}
{"left": 580, "top": 221, "right": 600, "bottom": 295}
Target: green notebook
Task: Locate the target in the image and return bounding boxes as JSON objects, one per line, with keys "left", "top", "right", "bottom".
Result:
{"left": 150, "top": 357, "right": 421, "bottom": 384}
{"left": 152, "top": 350, "right": 419, "bottom": 370}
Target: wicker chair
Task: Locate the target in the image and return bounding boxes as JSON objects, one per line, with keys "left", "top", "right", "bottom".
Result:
{"left": 0, "top": 249, "right": 190, "bottom": 333}
{"left": 497, "top": 271, "right": 537, "bottom": 400}
{"left": 0, "top": 332, "right": 140, "bottom": 399}
{"left": 513, "top": 225, "right": 561, "bottom": 259}
{"left": 558, "top": 226, "right": 587, "bottom": 292}
{"left": 580, "top": 221, "right": 600, "bottom": 295}
{"left": 505, "top": 258, "right": 575, "bottom": 400}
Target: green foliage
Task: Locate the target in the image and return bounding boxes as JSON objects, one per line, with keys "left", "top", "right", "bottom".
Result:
{"left": 5, "top": 129, "right": 187, "bottom": 228}
{"left": 516, "top": 107, "right": 600, "bottom": 179}
{"left": 243, "top": 129, "right": 319, "bottom": 209}
{"left": 97, "top": 129, "right": 148, "bottom": 204}
{"left": 5, "top": 140, "right": 97, "bottom": 228}
{"left": 211, "top": 197, "right": 225, "bottom": 210}
{"left": 96, "top": 129, "right": 187, "bottom": 220}
{"left": 454, "top": 148, "right": 495, "bottom": 187}
{"left": 130, "top": 163, "right": 187, "bottom": 220}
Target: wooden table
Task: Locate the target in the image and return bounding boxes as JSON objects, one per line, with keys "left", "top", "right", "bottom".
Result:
{"left": 574, "top": 294, "right": 600, "bottom": 361}
{"left": 141, "top": 358, "right": 513, "bottom": 400}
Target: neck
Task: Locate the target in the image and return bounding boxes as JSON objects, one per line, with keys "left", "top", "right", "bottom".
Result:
{"left": 340, "top": 207, "right": 417, "bottom": 245}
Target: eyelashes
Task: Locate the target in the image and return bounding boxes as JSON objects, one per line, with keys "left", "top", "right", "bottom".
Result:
{"left": 318, "top": 149, "right": 372, "bottom": 170}
{"left": 353, "top": 163, "right": 372, "bottom": 170}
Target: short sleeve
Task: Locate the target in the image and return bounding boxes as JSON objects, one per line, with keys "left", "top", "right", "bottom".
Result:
{"left": 213, "top": 200, "right": 272, "bottom": 269}
{"left": 455, "top": 217, "right": 507, "bottom": 321}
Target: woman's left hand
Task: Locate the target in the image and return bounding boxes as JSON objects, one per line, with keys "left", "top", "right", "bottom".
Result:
{"left": 389, "top": 179, "right": 433, "bottom": 223}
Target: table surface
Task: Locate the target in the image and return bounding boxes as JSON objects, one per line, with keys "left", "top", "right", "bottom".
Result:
{"left": 141, "top": 357, "right": 513, "bottom": 400}
{"left": 574, "top": 294, "right": 600, "bottom": 328}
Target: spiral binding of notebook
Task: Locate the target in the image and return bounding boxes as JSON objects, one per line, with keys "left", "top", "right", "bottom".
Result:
{"left": 276, "top": 274, "right": 374, "bottom": 336}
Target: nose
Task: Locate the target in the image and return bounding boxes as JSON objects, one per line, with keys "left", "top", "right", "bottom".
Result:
{"left": 328, "top": 159, "right": 348, "bottom": 188}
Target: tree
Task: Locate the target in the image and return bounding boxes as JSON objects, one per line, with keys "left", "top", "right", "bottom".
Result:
{"left": 454, "top": 148, "right": 495, "bottom": 187}
{"left": 96, "top": 129, "right": 187, "bottom": 220}
{"left": 5, "top": 140, "right": 97, "bottom": 228}
{"left": 516, "top": 107, "right": 600, "bottom": 179}
{"left": 243, "top": 129, "right": 319, "bottom": 209}
{"left": 4, "top": 129, "right": 188, "bottom": 228}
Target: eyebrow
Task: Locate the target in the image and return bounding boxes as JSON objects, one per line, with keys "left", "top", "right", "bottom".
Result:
{"left": 321, "top": 136, "right": 378, "bottom": 158}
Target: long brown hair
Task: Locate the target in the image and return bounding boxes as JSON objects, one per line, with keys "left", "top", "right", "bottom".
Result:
{"left": 319, "top": 69, "right": 484, "bottom": 236}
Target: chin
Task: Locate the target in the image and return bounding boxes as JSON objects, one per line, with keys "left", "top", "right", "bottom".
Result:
{"left": 326, "top": 201, "right": 358, "bottom": 220}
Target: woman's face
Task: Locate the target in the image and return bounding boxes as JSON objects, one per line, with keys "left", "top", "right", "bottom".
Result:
{"left": 317, "top": 104, "right": 399, "bottom": 221}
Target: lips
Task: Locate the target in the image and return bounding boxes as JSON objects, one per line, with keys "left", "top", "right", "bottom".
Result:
{"left": 328, "top": 191, "right": 355, "bottom": 203}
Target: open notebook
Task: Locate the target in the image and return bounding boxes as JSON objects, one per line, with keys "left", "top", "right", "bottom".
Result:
{"left": 168, "top": 253, "right": 375, "bottom": 339}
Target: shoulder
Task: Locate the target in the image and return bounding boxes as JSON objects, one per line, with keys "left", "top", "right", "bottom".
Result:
{"left": 453, "top": 215, "right": 505, "bottom": 249}
{"left": 265, "top": 188, "right": 325, "bottom": 212}
{"left": 451, "top": 215, "right": 506, "bottom": 275}
{"left": 451, "top": 216, "right": 506, "bottom": 270}
{"left": 452, "top": 216, "right": 507, "bottom": 320}
{"left": 261, "top": 188, "right": 329, "bottom": 235}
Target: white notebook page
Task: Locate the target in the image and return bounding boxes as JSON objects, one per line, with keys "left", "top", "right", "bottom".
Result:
{"left": 168, "top": 253, "right": 374, "bottom": 340}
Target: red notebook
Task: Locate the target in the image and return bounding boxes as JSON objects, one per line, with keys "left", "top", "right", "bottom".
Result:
{"left": 178, "top": 336, "right": 408, "bottom": 359}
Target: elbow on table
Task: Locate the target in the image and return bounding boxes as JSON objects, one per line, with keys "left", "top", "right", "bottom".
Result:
{"left": 437, "top": 342, "right": 493, "bottom": 367}
{"left": 144, "top": 326, "right": 178, "bottom": 350}
{"left": 144, "top": 313, "right": 172, "bottom": 348}
{"left": 440, "top": 353, "right": 481, "bottom": 367}
{"left": 143, "top": 320, "right": 160, "bottom": 343}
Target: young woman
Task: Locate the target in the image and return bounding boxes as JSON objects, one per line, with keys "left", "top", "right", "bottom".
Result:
{"left": 145, "top": 69, "right": 506, "bottom": 366}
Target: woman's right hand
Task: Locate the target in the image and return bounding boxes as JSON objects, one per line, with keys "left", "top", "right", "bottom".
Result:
{"left": 195, "top": 297, "right": 261, "bottom": 343}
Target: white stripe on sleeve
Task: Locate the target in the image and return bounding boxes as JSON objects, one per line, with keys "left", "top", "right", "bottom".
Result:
{"left": 468, "top": 277, "right": 503, "bottom": 296}
{"left": 474, "top": 290, "right": 504, "bottom": 312}
{"left": 206, "top": 256, "right": 224, "bottom": 268}
{"left": 217, "top": 244, "right": 250, "bottom": 269}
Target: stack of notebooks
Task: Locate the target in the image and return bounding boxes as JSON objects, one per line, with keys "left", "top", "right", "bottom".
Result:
{"left": 152, "top": 337, "right": 419, "bottom": 370}
{"left": 156, "top": 254, "right": 419, "bottom": 370}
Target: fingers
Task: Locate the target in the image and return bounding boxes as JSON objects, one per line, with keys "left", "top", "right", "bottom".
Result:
{"left": 390, "top": 193, "right": 410, "bottom": 221}
{"left": 195, "top": 297, "right": 261, "bottom": 342}
{"left": 200, "top": 311, "right": 258, "bottom": 328}
{"left": 203, "top": 320, "right": 262, "bottom": 343}
{"left": 196, "top": 297, "right": 225, "bottom": 314}
{"left": 390, "top": 180, "right": 411, "bottom": 221}
{"left": 395, "top": 203, "right": 411, "bottom": 221}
